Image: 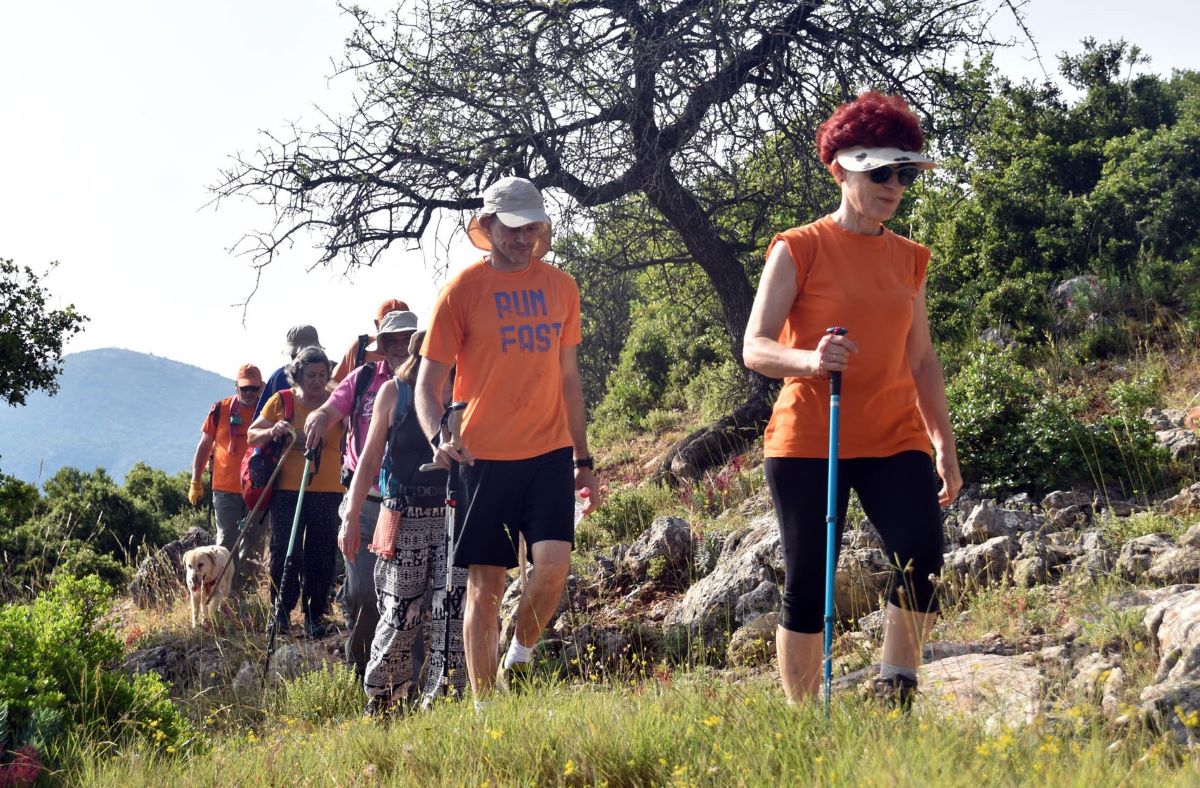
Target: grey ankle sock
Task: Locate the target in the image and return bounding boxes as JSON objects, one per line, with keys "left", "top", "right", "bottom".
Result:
{"left": 879, "top": 662, "right": 918, "bottom": 682}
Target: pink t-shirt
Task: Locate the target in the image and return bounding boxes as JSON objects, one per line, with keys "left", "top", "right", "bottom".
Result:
{"left": 329, "top": 361, "right": 393, "bottom": 476}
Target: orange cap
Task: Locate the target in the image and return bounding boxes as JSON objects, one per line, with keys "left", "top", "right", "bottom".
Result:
{"left": 236, "top": 364, "right": 263, "bottom": 388}
{"left": 375, "top": 299, "right": 409, "bottom": 322}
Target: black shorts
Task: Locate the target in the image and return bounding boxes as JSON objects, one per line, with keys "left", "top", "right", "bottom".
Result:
{"left": 765, "top": 451, "right": 944, "bottom": 634}
{"left": 451, "top": 446, "right": 574, "bottom": 569}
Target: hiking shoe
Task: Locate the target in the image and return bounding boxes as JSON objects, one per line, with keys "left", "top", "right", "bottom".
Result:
{"left": 870, "top": 674, "right": 918, "bottom": 711}
{"left": 270, "top": 613, "right": 291, "bottom": 636}
{"left": 500, "top": 660, "right": 534, "bottom": 693}
{"left": 364, "top": 696, "right": 394, "bottom": 720}
{"left": 304, "top": 616, "right": 331, "bottom": 639}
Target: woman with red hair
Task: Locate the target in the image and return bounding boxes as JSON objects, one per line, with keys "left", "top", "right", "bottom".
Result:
{"left": 744, "top": 91, "right": 961, "bottom": 709}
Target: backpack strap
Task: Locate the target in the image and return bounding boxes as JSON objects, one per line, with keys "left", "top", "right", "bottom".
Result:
{"left": 280, "top": 389, "right": 294, "bottom": 422}
{"left": 349, "top": 363, "right": 377, "bottom": 455}
{"left": 354, "top": 334, "right": 370, "bottom": 369}
{"left": 207, "top": 399, "right": 223, "bottom": 432}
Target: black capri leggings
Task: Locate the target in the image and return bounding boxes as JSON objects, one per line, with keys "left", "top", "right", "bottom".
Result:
{"left": 765, "top": 451, "right": 944, "bottom": 634}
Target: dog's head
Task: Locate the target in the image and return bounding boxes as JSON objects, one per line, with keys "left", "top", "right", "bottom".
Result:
{"left": 183, "top": 546, "right": 227, "bottom": 592}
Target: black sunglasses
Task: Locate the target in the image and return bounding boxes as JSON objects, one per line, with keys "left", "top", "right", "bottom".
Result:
{"left": 868, "top": 166, "right": 922, "bottom": 187}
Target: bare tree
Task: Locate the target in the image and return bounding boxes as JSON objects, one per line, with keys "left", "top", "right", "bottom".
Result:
{"left": 214, "top": 0, "right": 1012, "bottom": 479}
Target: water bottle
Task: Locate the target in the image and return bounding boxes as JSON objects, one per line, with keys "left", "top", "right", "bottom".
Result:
{"left": 574, "top": 486, "right": 591, "bottom": 526}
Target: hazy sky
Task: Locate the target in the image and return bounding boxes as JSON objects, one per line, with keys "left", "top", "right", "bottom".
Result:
{"left": 1, "top": 1, "right": 1193, "bottom": 380}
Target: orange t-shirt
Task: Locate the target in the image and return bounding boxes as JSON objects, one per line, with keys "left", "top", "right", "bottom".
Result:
{"left": 422, "top": 257, "right": 581, "bottom": 460}
{"left": 201, "top": 396, "right": 251, "bottom": 494}
{"left": 764, "top": 216, "right": 932, "bottom": 459}
{"left": 259, "top": 391, "right": 345, "bottom": 493}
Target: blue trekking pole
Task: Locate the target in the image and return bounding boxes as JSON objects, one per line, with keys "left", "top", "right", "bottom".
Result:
{"left": 823, "top": 326, "right": 847, "bottom": 719}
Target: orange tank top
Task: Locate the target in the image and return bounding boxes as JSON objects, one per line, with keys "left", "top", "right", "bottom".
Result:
{"left": 763, "top": 216, "right": 932, "bottom": 459}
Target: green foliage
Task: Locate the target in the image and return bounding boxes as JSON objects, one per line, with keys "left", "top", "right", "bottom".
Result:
{"left": 0, "top": 258, "right": 87, "bottom": 409}
{"left": 276, "top": 664, "right": 362, "bottom": 724}
{"left": 585, "top": 483, "right": 681, "bottom": 545}
{"left": 0, "top": 466, "right": 193, "bottom": 597}
{"left": 915, "top": 43, "right": 1200, "bottom": 350}
{"left": 946, "top": 345, "right": 1168, "bottom": 495}
{"left": 0, "top": 575, "right": 191, "bottom": 768}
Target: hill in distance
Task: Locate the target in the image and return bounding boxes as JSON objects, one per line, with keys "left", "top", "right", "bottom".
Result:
{"left": 0, "top": 348, "right": 235, "bottom": 485}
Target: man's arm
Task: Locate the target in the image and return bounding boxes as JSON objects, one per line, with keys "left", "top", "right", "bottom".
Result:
{"left": 560, "top": 344, "right": 601, "bottom": 510}
{"left": 188, "top": 432, "right": 216, "bottom": 506}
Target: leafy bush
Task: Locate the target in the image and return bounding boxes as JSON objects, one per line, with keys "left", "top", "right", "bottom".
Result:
{"left": 946, "top": 345, "right": 1169, "bottom": 495}
{"left": 587, "top": 483, "right": 681, "bottom": 544}
{"left": 0, "top": 575, "right": 192, "bottom": 769}
{"left": 276, "top": 664, "right": 362, "bottom": 723}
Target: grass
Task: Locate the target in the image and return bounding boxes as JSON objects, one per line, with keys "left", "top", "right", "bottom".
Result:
{"left": 67, "top": 671, "right": 1200, "bottom": 786}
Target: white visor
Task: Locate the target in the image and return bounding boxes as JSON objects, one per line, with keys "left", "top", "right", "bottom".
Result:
{"left": 835, "top": 146, "right": 938, "bottom": 171}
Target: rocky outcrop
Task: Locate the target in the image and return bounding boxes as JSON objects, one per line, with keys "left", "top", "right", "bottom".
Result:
{"left": 128, "top": 527, "right": 213, "bottom": 608}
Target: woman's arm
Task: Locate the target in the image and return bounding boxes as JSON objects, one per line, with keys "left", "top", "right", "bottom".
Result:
{"left": 247, "top": 393, "right": 292, "bottom": 447}
{"left": 340, "top": 382, "right": 397, "bottom": 560}
{"left": 743, "top": 240, "right": 857, "bottom": 379}
{"left": 907, "top": 285, "right": 962, "bottom": 506}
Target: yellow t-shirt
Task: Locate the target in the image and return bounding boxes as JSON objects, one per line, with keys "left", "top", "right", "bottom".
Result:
{"left": 764, "top": 216, "right": 932, "bottom": 459}
{"left": 259, "top": 391, "right": 345, "bottom": 493}
{"left": 422, "top": 257, "right": 581, "bottom": 460}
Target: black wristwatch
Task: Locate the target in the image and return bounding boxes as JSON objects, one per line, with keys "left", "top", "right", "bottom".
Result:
{"left": 573, "top": 457, "right": 594, "bottom": 470}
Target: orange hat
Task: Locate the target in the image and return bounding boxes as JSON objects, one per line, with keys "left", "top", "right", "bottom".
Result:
{"left": 375, "top": 299, "right": 409, "bottom": 322}
{"left": 236, "top": 364, "right": 263, "bottom": 388}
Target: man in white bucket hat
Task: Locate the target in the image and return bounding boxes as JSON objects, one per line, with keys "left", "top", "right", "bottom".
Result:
{"left": 416, "top": 176, "right": 602, "bottom": 707}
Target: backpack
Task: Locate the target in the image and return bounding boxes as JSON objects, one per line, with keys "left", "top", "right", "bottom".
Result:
{"left": 339, "top": 362, "right": 377, "bottom": 488}
{"left": 378, "top": 381, "right": 423, "bottom": 499}
{"left": 241, "top": 389, "right": 295, "bottom": 511}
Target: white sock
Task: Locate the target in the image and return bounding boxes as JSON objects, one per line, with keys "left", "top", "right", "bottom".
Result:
{"left": 879, "top": 662, "right": 917, "bottom": 682}
{"left": 502, "top": 638, "right": 534, "bottom": 669}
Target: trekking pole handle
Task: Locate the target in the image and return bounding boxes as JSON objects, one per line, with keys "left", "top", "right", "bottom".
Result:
{"left": 826, "top": 326, "right": 847, "bottom": 396}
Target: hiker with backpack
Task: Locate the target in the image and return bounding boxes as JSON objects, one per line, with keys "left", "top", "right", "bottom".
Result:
{"left": 742, "top": 91, "right": 961, "bottom": 710}
{"left": 187, "top": 363, "right": 266, "bottom": 595}
{"left": 302, "top": 309, "right": 419, "bottom": 676}
{"left": 416, "top": 176, "right": 601, "bottom": 707}
{"left": 331, "top": 299, "right": 410, "bottom": 384}
{"left": 342, "top": 329, "right": 469, "bottom": 715}
{"left": 247, "top": 345, "right": 345, "bottom": 637}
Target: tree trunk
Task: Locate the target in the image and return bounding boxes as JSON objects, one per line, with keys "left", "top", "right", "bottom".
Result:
{"left": 646, "top": 167, "right": 777, "bottom": 483}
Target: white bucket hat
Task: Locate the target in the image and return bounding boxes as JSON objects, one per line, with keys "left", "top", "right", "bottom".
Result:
{"left": 371, "top": 310, "right": 418, "bottom": 350}
{"left": 835, "top": 146, "right": 938, "bottom": 171}
{"left": 466, "top": 176, "right": 552, "bottom": 257}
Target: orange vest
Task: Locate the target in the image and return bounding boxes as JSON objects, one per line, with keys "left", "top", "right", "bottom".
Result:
{"left": 764, "top": 216, "right": 932, "bottom": 459}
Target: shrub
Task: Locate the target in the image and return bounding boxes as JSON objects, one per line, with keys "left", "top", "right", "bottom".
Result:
{"left": 588, "top": 483, "right": 681, "bottom": 543}
{"left": 947, "top": 345, "right": 1170, "bottom": 495}
{"left": 0, "top": 575, "right": 192, "bottom": 770}
{"left": 276, "top": 664, "right": 362, "bottom": 723}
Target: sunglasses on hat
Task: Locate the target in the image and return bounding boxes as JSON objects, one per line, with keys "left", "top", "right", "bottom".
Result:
{"left": 868, "top": 165, "right": 922, "bottom": 187}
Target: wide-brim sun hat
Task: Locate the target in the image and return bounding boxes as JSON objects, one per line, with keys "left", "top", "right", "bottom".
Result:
{"left": 466, "top": 176, "right": 552, "bottom": 257}
{"left": 371, "top": 310, "right": 418, "bottom": 350}
{"left": 834, "top": 146, "right": 938, "bottom": 172}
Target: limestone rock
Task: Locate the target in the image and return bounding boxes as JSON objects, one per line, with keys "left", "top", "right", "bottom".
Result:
{"left": 1116, "top": 533, "right": 1175, "bottom": 579}
{"left": 1164, "top": 483, "right": 1200, "bottom": 515}
{"left": 622, "top": 516, "right": 694, "bottom": 583}
{"left": 726, "top": 612, "right": 778, "bottom": 668}
{"left": 920, "top": 652, "right": 1042, "bottom": 730}
{"left": 128, "top": 527, "right": 213, "bottom": 608}
{"left": 1041, "top": 490, "right": 1092, "bottom": 510}
{"left": 942, "top": 535, "right": 1017, "bottom": 590}
{"left": 1156, "top": 428, "right": 1200, "bottom": 462}
{"left": 1148, "top": 547, "right": 1200, "bottom": 585}
{"left": 959, "top": 500, "right": 1040, "bottom": 545}
{"left": 734, "top": 580, "right": 780, "bottom": 624}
